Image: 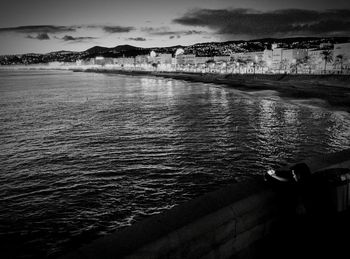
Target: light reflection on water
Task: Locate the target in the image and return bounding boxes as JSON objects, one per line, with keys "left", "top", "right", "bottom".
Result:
{"left": 0, "top": 70, "right": 349, "bottom": 258}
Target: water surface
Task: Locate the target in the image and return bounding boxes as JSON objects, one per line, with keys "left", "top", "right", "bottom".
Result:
{"left": 1, "top": 70, "right": 349, "bottom": 258}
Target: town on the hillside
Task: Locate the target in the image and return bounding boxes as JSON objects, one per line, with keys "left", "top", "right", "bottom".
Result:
{"left": 77, "top": 42, "right": 350, "bottom": 74}
{"left": 1, "top": 41, "right": 350, "bottom": 75}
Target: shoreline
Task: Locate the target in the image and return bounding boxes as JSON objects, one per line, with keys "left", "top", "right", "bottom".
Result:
{"left": 75, "top": 68, "right": 350, "bottom": 112}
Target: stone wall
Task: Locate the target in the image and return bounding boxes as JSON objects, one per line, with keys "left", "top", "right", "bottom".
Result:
{"left": 62, "top": 181, "right": 293, "bottom": 259}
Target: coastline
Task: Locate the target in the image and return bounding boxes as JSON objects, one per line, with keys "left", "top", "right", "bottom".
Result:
{"left": 75, "top": 68, "right": 350, "bottom": 112}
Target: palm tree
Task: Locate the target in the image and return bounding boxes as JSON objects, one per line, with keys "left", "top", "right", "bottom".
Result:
{"left": 152, "top": 62, "right": 158, "bottom": 71}
{"left": 251, "top": 59, "right": 258, "bottom": 75}
{"left": 234, "top": 58, "right": 244, "bottom": 74}
{"left": 280, "top": 59, "right": 288, "bottom": 74}
{"left": 205, "top": 59, "right": 215, "bottom": 73}
{"left": 239, "top": 59, "right": 249, "bottom": 74}
{"left": 302, "top": 56, "right": 312, "bottom": 74}
{"left": 291, "top": 58, "right": 304, "bottom": 74}
{"left": 334, "top": 54, "right": 344, "bottom": 74}
{"left": 258, "top": 60, "right": 266, "bottom": 74}
{"left": 321, "top": 50, "right": 333, "bottom": 74}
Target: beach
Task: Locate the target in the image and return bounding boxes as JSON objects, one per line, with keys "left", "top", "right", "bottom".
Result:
{"left": 77, "top": 69, "right": 350, "bottom": 112}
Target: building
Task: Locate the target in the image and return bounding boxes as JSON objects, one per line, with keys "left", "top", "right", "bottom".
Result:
{"left": 262, "top": 50, "right": 273, "bottom": 67}
{"left": 76, "top": 59, "right": 93, "bottom": 66}
{"left": 135, "top": 55, "right": 148, "bottom": 65}
{"left": 213, "top": 56, "right": 231, "bottom": 62}
{"left": 156, "top": 53, "right": 172, "bottom": 65}
{"left": 282, "top": 49, "right": 308, "bottom": 64}
{"left": 308, "top": 49, "right": 334, "bottom": 74}
{"left": 231, "top": 52, "right": 263, "bottom": 62}
{"left": 113, "top": 57, "right": 135, "bottom": 66}
{"left": 282, "top": 49, "right": 308, "bottom": 73}
{"left": 333, "top": 43, "right": 350, "bottom": 73}
{"left": 333, "top": 43, "right": 350, "bottom": 59}
{"left": 93, "top": 56, "right": 105, "bottom": 65}
{"left": 272, "top": 48, "right": 283, "bottom": 70}
{"left": 104, "top": 58, "right": 114, "bottom": 65}
{"left": 176, "top": 54, "right": 196, "bottom": 65}
{"left": 194, "top": 56, "right": 212, "bottom": 65}
{"left": 320, "top": 42, "right": 333, "bottom": 49}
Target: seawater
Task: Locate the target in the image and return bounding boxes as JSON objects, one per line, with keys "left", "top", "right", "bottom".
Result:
{"left": 1, "top": 70, "right": 349, "bottom": 258}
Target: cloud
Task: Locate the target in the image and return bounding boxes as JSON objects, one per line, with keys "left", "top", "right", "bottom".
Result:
{"left": 103, "top": 26, "right": 135, "bottom": 33}
{"left": 141, "top": 26, "right": 204, "bottom": 36}
{"left": 173, "top": 8, "right": 350, "bottom": 38}
{"left": 61, "top": 35, "right": 97, "bottom": 42}
{"left": 0, "top": 24, "right": 139, "bottom": 37}
{"left": 27, "top": 33, "right": 50, "bottom": 40}
{"left": 128, "top": 37, "right": 146, "bottom": 41}
{"left": 0, "top": 25, "right": 76, "bottom": 34}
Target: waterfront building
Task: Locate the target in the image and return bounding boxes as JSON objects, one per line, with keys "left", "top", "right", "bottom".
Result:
{"left": 282, "top": 49, "right": 308, "bottom": 73}
{"left": 176, "top": 54, "right": 196, "bottom": 65}
{"left": 194, "top": 56, "right": 212, "bottom": 65}
{"left": 92, "top": 56, "right": 105, "bottom": 65}
{"left": 213, "top": 56, "right": 231, "bottom": 62}
{"left": 308, "top": 49, "right": 334, "bottom": 74}
{"left": 262, "top": 50, "right": 273, "bottom": 68}
{"left": 320, "top": 42, "right": 333, "bottom": 49}
{"left": 282, "top": 49, "right": 308, "bottom": 63}
{"left": 156, "top": 53, "right": 172, "bottom": 65}
{"left": 272, "top": 48, "right": 284, "bottom": 71}
{"left": 76, "top": 59, "right": 94, "bottom": 66}
{"left": 333, "top": 43, "right": 350, "bottom": 73}
{"left": 104, "top": 58, "right": 114, "bottom": 65}
{"left": 333, "top": 43, "right": 350, "bottom": 59}
{"left": 231, "top": 52, "right": 264, "bottom": 62}
{"left": 113, "top": 57, "right": 135, "bottom": 67}
{"left": 76, "top": 60, "right": 84, "bottom": 66}
{"left": 308, "top": 49, "right": 325, "bottom": 73}
{"left": 135, "top": 55, "right": 148, "bottom": 65}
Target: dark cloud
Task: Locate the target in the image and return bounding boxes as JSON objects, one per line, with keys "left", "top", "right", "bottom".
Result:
{"left": 103, "top": 26, "right": 135, "bottom": 33}
{"left": 170, "top": 35, "right": 181, "bottom": 39}
{"left": 0, "top": 24, "right": 138, "bottom": 37}
{"left": 61, "top": 35, "right": 96, "bottom": 41}
{"left": 27, "top": 33, "right": 50, "bottom": 40}
{"left": 173, "top": 8, "right": 350, "bottom": 38}
{"left": 128, "top": 37, "right": 146, "bottom": 41}
{"left": 0, "top": 25, "right": 76, "bottom": 34}
{"left": 141, "top": 26, "right": 204, "bottom": 36}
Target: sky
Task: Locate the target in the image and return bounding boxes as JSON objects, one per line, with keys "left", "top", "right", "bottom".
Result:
{"left": 0, "top": 0, "right": 350, "bottom": 55}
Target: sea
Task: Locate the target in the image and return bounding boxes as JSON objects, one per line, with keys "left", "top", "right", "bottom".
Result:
{"left": 1, "top": 70, "right": 349, "bottom": 258}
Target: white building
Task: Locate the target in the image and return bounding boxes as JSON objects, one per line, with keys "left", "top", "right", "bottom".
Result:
{"left": 113, "top": 57, "right": 135, "bottom": 66}
{"left": 333, "top": 43, "right": 350, "bottom": 73}
{"left": 282, "top": 49, "right": 308, "bottom": 64}
{"left": 93, "top": 56, "right": 105, "bottom": 65}
{"left": 262, "top": 50, "right": 273, "bottom": 67}
{"left": 156, "top": 53, "right": 172, "bottom": 65}
{"left": 135, "top": 55, "right": 148, "bottom": 65}
{"left": 176, "top": 54, "right": 196, "bottom": 65}
{"left": 194, "top": 56, "right": 212, "bottom": 65}
{"left": 272, "top": 48, "right": 284, "bottom": 71}
{"left": 308, "top": 49, "right": 334, "bottom": 74}
{"left": 213, "top": 56, "right": 231, "bottom": 62}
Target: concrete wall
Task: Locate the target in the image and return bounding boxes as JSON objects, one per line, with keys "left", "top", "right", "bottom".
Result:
{"left": 61, "top": 149, "right": 350, "bottom": 259}
{"left": 62, "top": 181, "right": 293, "bottom": 259}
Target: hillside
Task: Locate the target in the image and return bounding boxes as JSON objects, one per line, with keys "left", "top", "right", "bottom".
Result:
{"left": 1, "top": 37, "right": 349, "bottom": 65}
